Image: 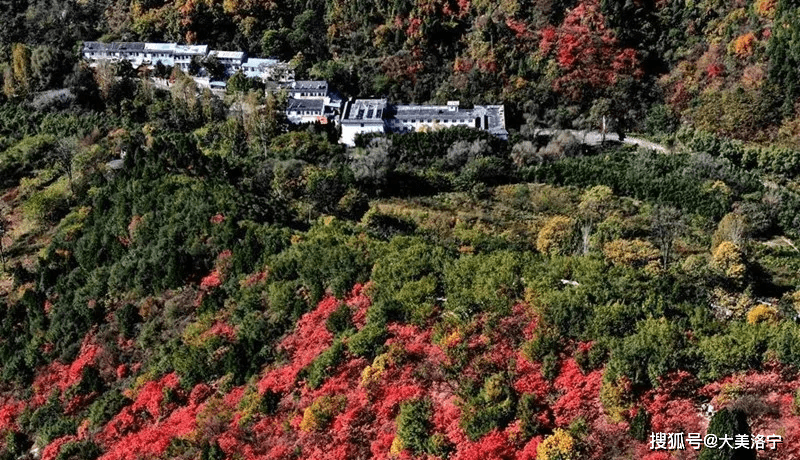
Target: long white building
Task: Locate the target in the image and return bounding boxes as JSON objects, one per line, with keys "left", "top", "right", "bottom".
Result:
{"left": 340, "top": 99, "right": 507, "bottom": 146}
{"left": 82, "top": 41, "right": 289, "bottom": 80}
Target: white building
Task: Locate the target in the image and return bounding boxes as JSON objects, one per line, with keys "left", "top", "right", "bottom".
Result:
{"left": 241, "top": 58, "right": 279, "bottom": 79}
{"left": 82, "top": 42, "right": 146, "bottom": 66}
{"left": 173, "top": 45, "right": 208, "bottom": 72}
{"left": 82, "top": 41, "right": 293, "bottom": 83}
{"left": 209, "top": 50, "right": 246, "bottom": 76}
{"left": 143, "top": 42, "right": 178, "bottom": 67}
{"left": 277, "top": 80, "right": 342, "bottom": 125}
{"left": 339, "top": 99, "right": 508, "bottom": 146}
{"left": 286, "top": 98, "right": 327, "bottom": 124}
{"left": 340, "top": 99, "right": 389, "bottom": 146}
{"left": 286, "top": 81, "right": 328, "bottom": 99}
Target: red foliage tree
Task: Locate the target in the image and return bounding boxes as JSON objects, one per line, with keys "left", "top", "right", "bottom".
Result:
{"left": 453, "top": 429, "right": 515, "bottom": 460}
{"left": 551, "top": 359, "right": 603, "bottom": 427}
{"left": 538, "top": 0, "right": 641, "bottom": 100}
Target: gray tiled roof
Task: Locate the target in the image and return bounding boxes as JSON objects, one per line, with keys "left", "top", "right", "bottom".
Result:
{"left": 287, "top": 98, "right": 325, "bottom": 111}
{"left": 83, "top": 42, "right": 145, "bottom": 52}
{"left": 290, "top": 80, "right": 328, "bottom": 90}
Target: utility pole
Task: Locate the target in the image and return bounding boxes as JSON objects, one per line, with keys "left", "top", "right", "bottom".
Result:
{"left": 0, "top": 217, "right": 6, "bottom": 272}
{"left": 601, "top": 115, "right": 606, "bottom": 146}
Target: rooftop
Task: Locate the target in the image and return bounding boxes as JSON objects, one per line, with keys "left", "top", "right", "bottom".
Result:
{"left": 144, "top": 43, "right": 177, "bottom": 51}
{"left": 210, "top": 50, "right": 245, "bottom": 59}
{"left": 342, "top": 99, "right": 388, "bottom": 122}
{"left": 242, "top": 58, "right": 279, "bottom": 68}
{"left": 174, "top": 45, "right": 208, "bottom": 55}
{"left": 392, "top": 104, "right": 473, "bottom": 121}
{"left": 83, "top": 42, "right": 145, "bottom": 52}
{"left": 289, "top": 80, "right": 328, "bottom": 90}
{"left": 287, "top": 98, "right": 325, "bottom": 111}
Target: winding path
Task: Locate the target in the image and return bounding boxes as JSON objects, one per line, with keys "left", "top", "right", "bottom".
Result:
{"left": 538, "top": 129, "right": 670, "bottom": 153}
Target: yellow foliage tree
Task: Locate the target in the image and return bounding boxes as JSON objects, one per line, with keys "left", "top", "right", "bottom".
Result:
{"left": 712, "top": 241, "right": 747, "bottom": 283}
{"left": 537, "top": 428, "right": 576, "bottom": 460}
{"left": 536, "top": 215, "right": 575, "bottom": 256}
{"left": 746, "top": 304, "right": 779, "bottom": 325}
{"left": 602, "top": 238, "right": 661, "bottom": 273}
{"left": 732, "top": 33, "right": 756, "bottom": 58}
{"left": 755, "top": 0, "right": 777, "bottom": 18}
{"left": 299, "top": 395, "right": 346, "bottom": 431}
{"left": 2, "top": 44, "right": 31, "bottom": 98}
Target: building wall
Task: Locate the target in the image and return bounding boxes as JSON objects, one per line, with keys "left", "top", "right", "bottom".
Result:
{"left": 341, "top": 122, "right": 385, "bottom": 146}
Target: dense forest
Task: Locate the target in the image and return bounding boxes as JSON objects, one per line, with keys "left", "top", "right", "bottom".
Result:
{"left": 2, "top": 0, "right": 800, "bottom": 459}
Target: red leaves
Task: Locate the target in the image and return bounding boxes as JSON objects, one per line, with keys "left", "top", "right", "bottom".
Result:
{"left": 513, "top": 352, "right": 551, "bottom": 399}
{"left": 41, "top": 435, "right": 77, "bottom": 460}
{"left": 202, "top": 321, "right": 238, "bottom": 342}
{"left": 32, "top": 334, "right": 105, "bottom": 407}
{"left": 538, "top": 0, "right": 641, "bottom": 99}
{"left": 0, "top": 399, "right": 23, "bottom": 434}
{"left": 258, "top": 295, "right": 338, "bottom": 394}
{"left": 505, "top": 18, "right": 531, "bottom": 39}
{"left": 452, "top": 429, "right": 515, "bottom": 460}
{"left": 706, "top": 63, "right": 725, "bottom": 79}
{"left": 346, "top": 283, "right": 371, "bottom": 330}
{"left": 200, "top": 269, "right": 222, "bottom": 289}
{"left": 552, "top": 359, "right": 603, "bottom": 427}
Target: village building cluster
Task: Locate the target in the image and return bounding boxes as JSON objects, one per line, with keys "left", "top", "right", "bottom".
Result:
{"left": 82, "top": 41, "right": 507, "bottom": 146}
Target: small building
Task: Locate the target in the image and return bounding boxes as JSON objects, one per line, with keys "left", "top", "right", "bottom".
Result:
{"left": 82, "top": 42, "right": 146, "bottom": 66}
{"left": 286, "top": 98, "right": 327, "bottom": 124}
{"left": 265, "top": 62, "right": 296, "bottom": 82}
{"left": 173, "top": 45, "right": 208, "bottom": 72}
{"left": 143, "top": 42, "right": 178, "bottom": 67}
{"left": 241, "top": 58, "right": 280, "bottom": 79}
{"left": 285, "top": 80, "right": 329, "bottom": 99}
{"left": 209, "top": 50, "right": 246, "bottom": 76}
{"left": 340, "top": 99, "right": 389, "bottom": 146}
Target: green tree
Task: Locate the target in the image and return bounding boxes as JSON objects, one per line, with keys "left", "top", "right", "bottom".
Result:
{"left": 699, "top": 408, "right": 755, "bottom": 460}
{"left": 396, "top": 398, "right": 434, "bottom": 455}
{"left": 578, "top": 185, "right": 614, "bottom": 254}
{"left": 203, "top": 55, "right": 225, "bottom": 80}
{"left": 651, "top": 205, "right": 684, "bottom": 267}
{"left": 607, "top": 318, "right": 696, "bottom": 388}
{"left": 767, "top": 1, "right": 800, "bottom": 116}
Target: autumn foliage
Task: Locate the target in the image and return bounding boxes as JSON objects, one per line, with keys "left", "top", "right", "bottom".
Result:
{"left": 538, "top": 0, "right": 641, "bottom": 100}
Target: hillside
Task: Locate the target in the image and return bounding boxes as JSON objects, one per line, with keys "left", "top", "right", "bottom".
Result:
{"left": 3, "top": 0, "right": 800, "bottom": 459}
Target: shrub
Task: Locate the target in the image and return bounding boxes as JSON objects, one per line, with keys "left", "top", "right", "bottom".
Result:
{"left": 537, "top": 428, "right": 576, "bottom": 460}
{"left": 346, "top": 321, "right": 387, "bottom": 358}
{"left": 325, "top": 303, "right": 354, "bottom": 336}
{"left": 746, "top": 304, "right": 779, "bottom": 325}
{"left": 602, "top": 239, "right": 661, "bottom": 273}
{"left": 302, "top": 338, "right": 346, "bottom": 389}
{"left": 396, "top": 398, "right": 434, "bottom": 455}
{"left": 712, "top": 241, "right": 747, "bottom": 284}
{"left": 299, "top": 395, "right": 346, "bottom": 431}
{"left": 536, "top": 216, "right": 575, "bottom": 256}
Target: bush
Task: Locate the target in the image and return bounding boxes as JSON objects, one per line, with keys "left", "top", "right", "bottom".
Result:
{"left": 396, "top": 398, "right": 434, "bottom": 454}
{"left": 56, "top": 440, "right": 102, "bottom": 460}
{"left": 302, "top": 338, "right": 346, "bottom": 389}
{"left": 326, "top": 303, "right": 354, "bottom": 335}
{"left": 347, "top": 321, "right": 387, "bottom": 358}
{"left": 299, "top": 395, "right": 346, "bottom": 431}
{"left": 536, "top": 216, "right": 576, "bottom": 256}
{"left": 606, "top": 318, "right": 696, "bottom": 388}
